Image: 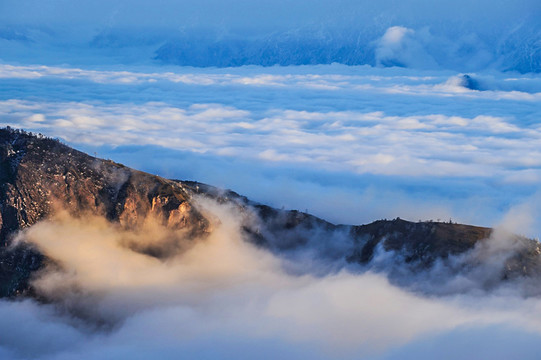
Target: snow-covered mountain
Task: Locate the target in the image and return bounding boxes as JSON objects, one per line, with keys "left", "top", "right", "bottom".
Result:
{"left": 1, "top": 0, "right": 539, "bottom": 72}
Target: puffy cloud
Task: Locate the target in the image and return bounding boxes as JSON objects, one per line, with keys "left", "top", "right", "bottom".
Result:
{"left": 375, "top": 26, "right": 438, "bottom": 69}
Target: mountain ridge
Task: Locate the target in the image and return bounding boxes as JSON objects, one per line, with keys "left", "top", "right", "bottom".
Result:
{"left": 1, "top": 127, "right": 541, "bottom": 299}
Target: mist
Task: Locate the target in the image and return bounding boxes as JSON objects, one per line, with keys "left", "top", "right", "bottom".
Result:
{"left": 2, "top": 195, "right": 541, "bottom": 359}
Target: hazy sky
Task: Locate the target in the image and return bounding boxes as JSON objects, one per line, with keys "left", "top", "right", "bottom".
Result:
{"left": 1, "top": 0, "right": 539, "bottom": 72}
{"left": 2, "top": 0, "right": 537, "bottom": 28}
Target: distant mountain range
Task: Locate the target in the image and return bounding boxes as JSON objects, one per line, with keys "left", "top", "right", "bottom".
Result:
{"left": 1, "top": 23, "right": 540, "bottom": 73}
{"left": 1, "top": 127, "right": 541, "bottom": 300}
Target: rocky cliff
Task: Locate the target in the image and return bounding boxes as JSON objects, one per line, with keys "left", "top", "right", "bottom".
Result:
{"left": 0, "top": 128, "right": 209, "bottom": 296}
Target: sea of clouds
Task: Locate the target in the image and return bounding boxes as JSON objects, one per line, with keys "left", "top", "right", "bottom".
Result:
{"left": 1, "top": 63, "right": 540, "bottom": 232}
{"left": 0, "top": 62, "right": 541, "bottom": 358}
{"left": 1, "top": 0, "right": 541, "bottom": 358}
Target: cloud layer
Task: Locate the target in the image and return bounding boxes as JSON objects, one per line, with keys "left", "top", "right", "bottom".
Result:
{"left": 3, "top": 197, "right": 541, "bottom": 359}
{"left": 0, "top": 47, "right": 540, "bottom": 360}
{"left": 1, "top": 63, "right": 540, "bottom": 230}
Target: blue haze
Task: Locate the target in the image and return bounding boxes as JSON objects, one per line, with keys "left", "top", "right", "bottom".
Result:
{"left": 1, "top": 0, "right": 540, "bottom": 72}
{"left": 1, "top": 1, "right": 541, "bottom": 359}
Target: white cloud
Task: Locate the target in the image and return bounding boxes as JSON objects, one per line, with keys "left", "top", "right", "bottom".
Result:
{"left": 375, "top": 26, "right": 438, "bottom": 69}
{"left": 1, "top": 97, "right": 538, "bottom": 179}
{"left": 1, "top": 63, "right": 540, "bottom": 229}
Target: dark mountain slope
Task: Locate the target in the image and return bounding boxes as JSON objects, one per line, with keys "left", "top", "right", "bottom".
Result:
{"left": 181, "top": 180, "right": 541, "bottom": 293}
{"left": 348, "top": 218, "right": 492, "bottom": 265}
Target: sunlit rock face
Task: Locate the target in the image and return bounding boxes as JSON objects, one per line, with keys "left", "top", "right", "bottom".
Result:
{"left": 0, "top": 128, "right": 209, "bottom": 296}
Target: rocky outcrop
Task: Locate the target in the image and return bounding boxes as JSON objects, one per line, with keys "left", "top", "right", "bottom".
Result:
{"left": 0, "top": 128, "right": 209, "bottom": 296}
{"left": 184, "top": 180, "right": 541, "bottom": 293}
{"left": 348, "top": 218, "right": 492, "bottom": 265}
